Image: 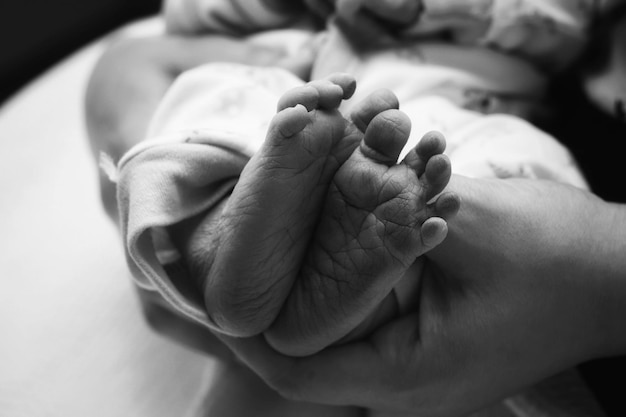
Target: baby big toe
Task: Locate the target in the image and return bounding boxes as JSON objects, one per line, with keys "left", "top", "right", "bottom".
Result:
{"left": 349, "top": 88, "right": 400, "bottom": 133}
{"left": 361, "top": 109, "right": 412, "bottom": 165}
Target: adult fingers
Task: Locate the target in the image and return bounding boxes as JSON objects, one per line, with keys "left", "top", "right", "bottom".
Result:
{"left": 358, "top": 0, "right": 421, "bottom": 26}
{"left": 217, "top": 313, "right": 424, "bottom": 410}
{"left": 334, "top": 0, "right": 421, "bottom": 48}
{"left": 304, "top": 0, "right": 336, "bottom": 18}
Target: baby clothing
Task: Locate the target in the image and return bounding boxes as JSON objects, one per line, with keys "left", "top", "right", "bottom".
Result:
{"left": 163, "top": 0, "right": 626, "bottom": 121}
{"left": 164, "top": 0, "right": 599, "bottom": 72}
{"left": 110, "top": 50, "right": 587, "bottom": 334}
{"left": 162, "top": 0, "right": 618, "bottom": 133}
{"left": 103, "top": 4, "right": 624, "bottom": 417}
{"left": 109, "top": 0, "right": 598, "bottom": 335}
{"left": 108, "top": 64, "right": 305, "bottom": 333}
{"left": 400, "top": 0, "right": 597, "bottom": 72}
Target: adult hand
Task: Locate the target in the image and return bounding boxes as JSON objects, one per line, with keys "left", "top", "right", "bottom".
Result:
{"left": 305, "top": 0, "right": 420, "bottom": 25}
{"left": 217, "top": 176, "right": 626, "bottom": 416}
{"left": 305, "top": 0, "right": 422, "bottom": 48}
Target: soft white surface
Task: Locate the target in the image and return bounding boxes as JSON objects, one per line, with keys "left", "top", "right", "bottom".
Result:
{"left": 0, "top": 28, "right": 213, "bottom": 416}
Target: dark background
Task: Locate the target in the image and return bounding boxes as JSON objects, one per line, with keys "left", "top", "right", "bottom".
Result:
{"left": 0, "top": 0, "right": 624, "bottom": 415}
{"left": 0, "top": 0, "right": 160, "bottom": 104}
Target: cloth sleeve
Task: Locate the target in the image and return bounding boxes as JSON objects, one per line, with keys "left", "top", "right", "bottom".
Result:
{"left": 163, "top": 0, "right": 306, "bottom": 34}
{"left": 108, "top": 63, "right": 305, "bottom": 334}
{"left": 400, "top": 0, "right": 597, "bottom": 72}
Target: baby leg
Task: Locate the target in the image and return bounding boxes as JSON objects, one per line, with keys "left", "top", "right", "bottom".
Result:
{"left": 203, "top": 74, "right": 366, "bottom": 337}
{"left": 265, "top": 92, "right": 458, "bottom": 356}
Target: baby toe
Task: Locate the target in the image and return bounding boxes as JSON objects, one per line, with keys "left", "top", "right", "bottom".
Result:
{"left": 323, "top": 72, "right": 357, "bottom": 99}
{"left": 420, "top": 217, "right": 448, "bottom": 249}
{"left": 361, "top": 109, "right": 411, "bottom": 165}
{"left": 307, "top": 79, "right": 349, "bottom": 109}
{"left": 403, "top": 131, "right": 447, "bottom": 176}
{"left": 432, "top": 192, "right": 461, "bottom": 219}
{"left": 421, "top": 154, "right": 452, "bottom": 200}
{"left": 350, "top": 88, "right": 399, "bottom": 133}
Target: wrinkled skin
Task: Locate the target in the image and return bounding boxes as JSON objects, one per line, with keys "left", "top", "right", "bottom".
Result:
{"left": 185, "top": 75, "right": 458, "bottom": 356}
{"left": 217, "top": 176, "right": 626, "bottom": 416}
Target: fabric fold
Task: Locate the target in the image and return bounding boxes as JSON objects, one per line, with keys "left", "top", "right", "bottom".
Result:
{"left": 118, "top": 139, "right": 246, "bottom": 332}
{"left": 112, "top": 63, "right": 305, "bottom": 333}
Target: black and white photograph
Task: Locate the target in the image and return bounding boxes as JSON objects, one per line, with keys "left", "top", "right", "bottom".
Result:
{"left": 1, "top": 1, "right": 625, "bottom": 416}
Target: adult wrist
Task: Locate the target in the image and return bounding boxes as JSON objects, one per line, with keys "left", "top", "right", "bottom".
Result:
{"left": 442, "top": 176, "right": 626, "bottom": 364}
{"left": 583, "top": 201, "right": 626, "bottom": 359}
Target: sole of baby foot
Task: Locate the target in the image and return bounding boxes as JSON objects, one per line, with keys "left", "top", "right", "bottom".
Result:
{"left": 266, "top": 108, "right": 455, "bottom": 355}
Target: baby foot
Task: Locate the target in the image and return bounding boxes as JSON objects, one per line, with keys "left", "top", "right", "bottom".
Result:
{"left": 265, "top": 97, "right": 457, "bottom": 356}
{"left": 204, "top": 74, "right": 365, "bottom": 336}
